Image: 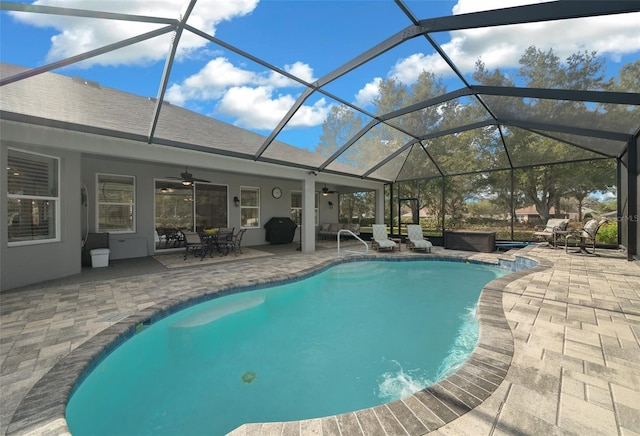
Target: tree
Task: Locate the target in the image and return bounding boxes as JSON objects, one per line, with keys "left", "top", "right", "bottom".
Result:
{"left": 315, "top": 46, "right": 625, "bottom": 229}
{"left": 474, "top": 47, "right": 616, "bottom": 222}
{"left": 562, "top": 159, "right": 616, "bottom": 221}
{"left": 315, "top": 105, "right": 363, "bottom": 164}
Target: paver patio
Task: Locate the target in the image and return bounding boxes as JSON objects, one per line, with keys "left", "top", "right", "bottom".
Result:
{"left": 1, "top": 244, "right": 639, "bottom": 435}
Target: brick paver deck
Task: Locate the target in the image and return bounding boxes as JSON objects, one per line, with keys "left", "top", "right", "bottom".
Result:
{"left": 1, "top": 245, "right": 638, "bottom": 435}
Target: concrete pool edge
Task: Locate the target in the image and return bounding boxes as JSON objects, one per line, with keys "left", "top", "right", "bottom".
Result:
{"left": 6, "top": 252, "right": 550, "bottom": 435}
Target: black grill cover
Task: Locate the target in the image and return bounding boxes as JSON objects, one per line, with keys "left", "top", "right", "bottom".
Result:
{"left": 264, "top": 217, "right": 297, "bottom": 244}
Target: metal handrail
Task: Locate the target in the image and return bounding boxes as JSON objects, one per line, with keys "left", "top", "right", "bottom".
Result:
{"left": 337, "top": 229, "right": 369, "bottom": 257}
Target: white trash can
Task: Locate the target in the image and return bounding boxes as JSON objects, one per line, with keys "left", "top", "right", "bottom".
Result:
{"left": 90, "top": 248, "right": 110, "bottom": 268}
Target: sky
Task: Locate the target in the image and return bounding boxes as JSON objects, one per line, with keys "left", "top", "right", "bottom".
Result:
{"left": 1, "top": 0, "right": 639, "bottom": 150}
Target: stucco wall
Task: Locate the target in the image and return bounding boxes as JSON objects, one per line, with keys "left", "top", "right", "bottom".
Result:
{"left": 1, "top": 143, "right": 82, "bottom": 291}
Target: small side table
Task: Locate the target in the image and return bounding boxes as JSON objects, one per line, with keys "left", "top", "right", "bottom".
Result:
{"left": 553, "top": 230, "right": 568, "bottom": 248}
{"left": 390, "top": 238, "right": 401, "bottom": 251}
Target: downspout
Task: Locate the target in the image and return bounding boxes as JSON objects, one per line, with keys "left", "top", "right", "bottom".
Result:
{"left": 628, "top": 136, "right": 638, "bottom": 261}
{"left": 441, "top": 175, "right": 446, "bottom": 235}
{"left": 617, "top": 158, "right": 622, "bottom": 248}
{"left": 510, "top": 169, "right": 515, "bottom": 241}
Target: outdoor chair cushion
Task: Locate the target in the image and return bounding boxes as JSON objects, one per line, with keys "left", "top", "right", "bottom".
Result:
{"left": 406, "top": 224, "right": 433, "bottom": 252}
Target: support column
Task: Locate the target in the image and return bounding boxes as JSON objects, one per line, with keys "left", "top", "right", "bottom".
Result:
{"left": 376, "top": 185, "right": 386, "bottom": 224}
{"left": 300, "top": 176, "right": 316, "bottom": 253}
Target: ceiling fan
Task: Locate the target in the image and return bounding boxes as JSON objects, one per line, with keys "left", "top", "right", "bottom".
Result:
{"left": 321, "top": 184, "right": 338, "bottom": 196}
{"left": 167, "top": 167, "right": 211, "bottom": 186}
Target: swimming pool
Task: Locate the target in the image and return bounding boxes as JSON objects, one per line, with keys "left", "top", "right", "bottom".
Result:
{"left": 66, "top": 259, "right": 508, "bottom": 435}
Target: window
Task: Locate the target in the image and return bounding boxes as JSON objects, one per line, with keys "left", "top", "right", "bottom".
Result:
{"left": 290, "top": 191, "right": 319, "bottom": 226}
{"left": 97, "top": 174, "right": 135, "bottom": 233}
{"left": 240, "top": 186, "right": 260, "bottom": 228}
{"left": 7, "top": 148, "right": 59, "bottom": 245}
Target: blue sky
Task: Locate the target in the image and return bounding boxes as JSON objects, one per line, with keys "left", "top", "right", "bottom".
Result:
{"left": 1, "top": 0, "right": 639, "bottom": 150}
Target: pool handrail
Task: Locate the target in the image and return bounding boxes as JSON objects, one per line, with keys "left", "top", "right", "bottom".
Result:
{"left": 337, "top": 229, "right": 369, "bottom": 257}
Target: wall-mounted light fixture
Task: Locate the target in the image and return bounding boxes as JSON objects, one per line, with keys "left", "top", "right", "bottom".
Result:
{"left": 233, "top": 196, "right": 240, "bottom": 207}
{"left": 328, "top": 201, "right": 334, "bottom": 209}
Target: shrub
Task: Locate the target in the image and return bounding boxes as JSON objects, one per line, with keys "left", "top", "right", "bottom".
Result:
{"left": 596, "top": 222, "right": 617, "bottom": 244}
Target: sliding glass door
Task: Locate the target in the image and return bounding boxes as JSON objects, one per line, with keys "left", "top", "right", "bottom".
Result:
{"left": 155, "top": 181, "right": 228, "bottom": 250}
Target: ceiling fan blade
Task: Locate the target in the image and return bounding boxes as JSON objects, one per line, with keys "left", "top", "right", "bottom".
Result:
{"left": 165, "top": 167, "right": 209, "bottom": 184}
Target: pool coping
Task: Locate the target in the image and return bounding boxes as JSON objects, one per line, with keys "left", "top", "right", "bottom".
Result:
{"left": 7, "top": 251, "right": 551, "bottom": 435}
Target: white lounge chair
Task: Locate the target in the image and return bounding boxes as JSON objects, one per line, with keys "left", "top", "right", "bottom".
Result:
{"left": 372, "top": 224, "right": 398, "bottom": 251}
{"left": 406, "top": 224, "right": 433, "bottom": 253}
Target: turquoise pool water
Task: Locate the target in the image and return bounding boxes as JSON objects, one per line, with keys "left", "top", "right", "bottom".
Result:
{"left": 66, "top": 260, "right": 507, "bottom": 435}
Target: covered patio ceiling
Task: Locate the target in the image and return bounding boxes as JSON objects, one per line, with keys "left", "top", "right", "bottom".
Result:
{"left": 1, "top": 0, "right": 639, "bottom": 183}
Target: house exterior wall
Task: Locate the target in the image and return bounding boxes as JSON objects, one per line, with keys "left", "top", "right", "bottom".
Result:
{"left": 1, "top": 142, "right": 82, "bottom": 291}
{"left": 1, "top": 120, "right": 382, "bottom": 290}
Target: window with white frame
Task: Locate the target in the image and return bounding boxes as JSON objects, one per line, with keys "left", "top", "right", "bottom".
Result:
{"left": 290, "top": 191, "right": 319, "bottom": 226}
{"left": 97, "top": 174, "right": 135, "bottom": 233}
{"left": 7, "top": 148, "right": 60, "bottom": 244}
{"left": 240, "top": 186, "right": 260, "bottom": 228}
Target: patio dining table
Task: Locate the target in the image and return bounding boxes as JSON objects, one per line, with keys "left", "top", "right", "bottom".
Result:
{"left": 200, "top": 229, "right": 234, "bottom": 258}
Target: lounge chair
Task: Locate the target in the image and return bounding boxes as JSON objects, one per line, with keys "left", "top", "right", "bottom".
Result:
{"left": 371, "top": 224, "right": 398, "bottom": 251}
{"left": 565, "top": 219, "right": 607, "bottom": 255}
{"left": 533, "top": 218, "right": 569, "bottom": 247}
{"left": 406, "top": 224, "right": 433, "bottom": 253}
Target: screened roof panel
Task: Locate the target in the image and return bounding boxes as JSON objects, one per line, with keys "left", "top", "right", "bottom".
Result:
{"left": 325, "top": 123, "right": 411, "bottom": 177}
{"left": 480, "top": 95, "right": 640, "bottom": 139}
{"left": 437, "top": 12, "right": 640, "bottom": 90}
{"left": 1, "top": 1, "right": 638, "bottom": 184}
{"left": 367, "top": 148, "right": 411, "bottom": 183}
{"left": 320, "top": 36, "right": 467, "bottom": 116}
{"left": 425, "top": 126, "right": 511, "bottom": 175}
{"left": 264, "top": 101, "right": 375, "bottom": 169}
{"left": 164, "top": 41, "right": 312, "bottom": 139}
{"left": 529, "top": 129, "right": 628, "bottom": 157}
{"left": 393, "top": 143, "right": 443, "bottom": 182}
{"left": 385, "top": 95, "right": 493, "bottom": 139}
{"left": 504, "top": 126, "right": 607, "bottom": 167}
{"left": 206, "top": 1, "right": 409, "bottom": 80}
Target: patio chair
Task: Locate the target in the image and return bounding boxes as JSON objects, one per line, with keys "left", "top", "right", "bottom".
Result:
{"left": 533, "top": 218, "right": 569, "bottom": 247}
{"left": 224, "top": 228, "right": 247, "bottom": 257}
{"left": 371, "top": 224, "right": 398, "bottom": 251}
{"left": 183, "top": 231, "right": 205, "bottom": 260}
{"left": 406, "top": 224, "right": 433, "bottom": 253}
{"left": 565, "top": 219, "right": 607, "bottom": 255}
{"left": 215, "top": 227, "right": 235, "bottom": 256}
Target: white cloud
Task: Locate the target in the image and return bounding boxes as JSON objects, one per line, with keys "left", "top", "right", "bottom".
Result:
{"left": 11, "top": 0, "right": 259, "bottom": 67}
{"left": 452, "top": 0, "right": 551, "bottom": 14}
{"left": 288, "top": 98, "right": 332, "bottom": 128}
{"left": 216, "top": 86, "right": 295, "bottom": 130}
{"left": 354, "top": 78, "right": 382, "bottom": 108}
{"left": 386, "top": 0, "right": 640, "bottom": 85}
{"left": 165, "top": 56, "right": 324, "bottom": 130}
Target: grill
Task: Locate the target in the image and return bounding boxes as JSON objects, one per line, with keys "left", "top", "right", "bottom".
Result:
{"left": 264, "top": 217, "right": 297, "bottom": 244}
